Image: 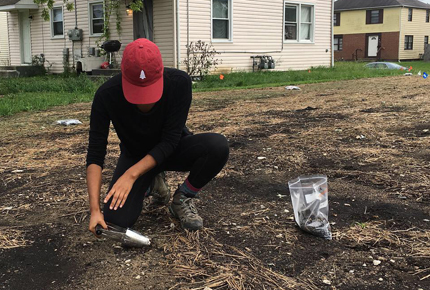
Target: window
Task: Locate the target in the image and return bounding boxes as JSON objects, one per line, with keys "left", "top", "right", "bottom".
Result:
{"left": 334, "top": 35, "right": 343, "bottom": 51}
{"left": 333, "top": 12, "right": 340, "bottom": 26}
{"left": 408, "top": 8, "right": 413, "bottom": 21}
{"left": 405, "top": 35, "right": 413, "bottom": 50}
{"left": 51, "top": 7, "right": 63, "bottom": 37}
{"left": 284, "top": 2, "right": 314, "bottom": 42}
{"left": 90, "top": 2, "right": 104, "bottom": 36}
{"left": 425, "top": 36, "right": 429, "bottom": 49}
{"left": 426, "top": 10, "right": 429, "bottom": 22}
{"left": 366, "top": 9, "right": 383, "bottom": 24}
{"left": 212, "top": 0, "right": 231, "bottom": 41}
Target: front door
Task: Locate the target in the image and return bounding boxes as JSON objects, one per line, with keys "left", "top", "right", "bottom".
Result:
{"left": 367, "top": 35, "right": 379, "bottom": 58}
{"left": 19, "top": 10, "right": 32, "bottom": 64}
{"left": 133, "top": 0, "right": 153, "bottom": 40}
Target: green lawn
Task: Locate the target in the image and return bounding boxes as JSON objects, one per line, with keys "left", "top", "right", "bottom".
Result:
{"left": 1, "top": 61, "right": 429, "bottom": 117}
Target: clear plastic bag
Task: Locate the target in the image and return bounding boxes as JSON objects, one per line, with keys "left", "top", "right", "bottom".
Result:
{"left": 288, "top": 175, "right": 332, "bottom": 240}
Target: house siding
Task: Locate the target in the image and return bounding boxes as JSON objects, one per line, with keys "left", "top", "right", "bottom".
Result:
{"left": 399, "top": 7, "right": 430, "bottom": 60}
{"left": 334, "top": 8, "right": 401, "bottom": 35}
{"left": 0, "top": 12, "right": 10, "bottom": 65}
{"left": 153, "top": 0, "right": 175, "bottom": 67}
{"left": 7, "top": 1, "right": 134, "bottom": 73}
{"left": 7, "top": 10, "right": 20, "bottom": 66}
{"left": 178, "top": 0, "right": 332, "bottom": 72}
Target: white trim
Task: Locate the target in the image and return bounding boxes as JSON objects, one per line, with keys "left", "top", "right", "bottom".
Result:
{"left": 283, "top": 1, "right": 315, "bottom": 44}
{"left": 211, "top": 0, "right": 233, "bottom": 43}
{"left": 0, "top": 4, "right": 38, "bottom": 11}
{"left": 88, "top": 1, "right": 104, "bottom": 37}
{"left": 50, "top": 5, "right": 65, "bottom": 39}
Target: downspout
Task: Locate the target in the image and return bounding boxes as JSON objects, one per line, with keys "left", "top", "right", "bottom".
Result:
{"left": 398, "top": 7, "right": 402, "bottom": 62}
{"left": 331, "top": 0, "right": 334, "bottom": 67}
{"left": 176, "top": 0, "right": 180, "bottom": 69}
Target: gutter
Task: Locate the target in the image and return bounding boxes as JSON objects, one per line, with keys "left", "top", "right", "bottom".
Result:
{"left": 335, "top": 4, "right": 430, "bottom": 12}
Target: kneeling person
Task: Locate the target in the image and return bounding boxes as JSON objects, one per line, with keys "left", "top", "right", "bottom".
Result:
{"left": 86, "top": 39, "right": 229, "bottom": 235}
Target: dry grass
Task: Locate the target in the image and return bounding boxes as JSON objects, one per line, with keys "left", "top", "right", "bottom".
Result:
{"left": 164, "top": 229, "right": 315, "bottom": 290}
{"left": 334, "top": 221, "right": 430, "bottom": 259}
{"left": 0, "top": 228, "right": 31, "bottom": 249}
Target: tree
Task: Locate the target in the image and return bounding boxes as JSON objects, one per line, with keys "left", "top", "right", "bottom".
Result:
{"left": 33, "top": 0, "right": 74, "bottom": 21}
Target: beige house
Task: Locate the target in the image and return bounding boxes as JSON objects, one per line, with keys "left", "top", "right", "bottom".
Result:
{"left": 0, "top": 0, "right": 333, "bottom": 74}
{"left": 0, "top": 11, "right": 10, "bottom": 65}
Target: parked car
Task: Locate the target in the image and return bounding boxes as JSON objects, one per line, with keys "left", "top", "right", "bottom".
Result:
{"left": 365, "top": 62, "right": 407, "bottom": 70}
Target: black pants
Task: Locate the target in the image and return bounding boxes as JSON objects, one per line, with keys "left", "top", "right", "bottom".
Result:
{"left": 103, "top": 133, "right": 229, "bottom": 228}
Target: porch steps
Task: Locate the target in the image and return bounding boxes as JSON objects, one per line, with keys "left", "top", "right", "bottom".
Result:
{"left": 0, "top": 66, "right": 45, "bottom": 77}
{"left": 0, "top": 69, "right": 19, "bottom": 78}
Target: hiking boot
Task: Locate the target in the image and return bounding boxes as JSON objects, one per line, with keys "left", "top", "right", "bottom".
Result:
{"left": 169, "top": 190, "right": 203, "bottom": 231}
{"left": 148, "top": 172, "right": 170, "bottom": 205}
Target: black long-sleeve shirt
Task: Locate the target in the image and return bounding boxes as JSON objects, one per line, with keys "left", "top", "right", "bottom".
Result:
{"left": 86, "top": 68, "right": 192, "bottom": 168}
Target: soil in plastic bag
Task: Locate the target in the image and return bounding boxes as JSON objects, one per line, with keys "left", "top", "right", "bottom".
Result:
{"left": 288, "top": 175, "right": 332, "bottom": 240}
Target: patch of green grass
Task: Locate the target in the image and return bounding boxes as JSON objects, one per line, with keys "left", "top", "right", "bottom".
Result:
{"left": 1, "top": 61, "right": 429, "bottom": 116}
{"left": 0, "top": 91, "right": 94, "bottom": 116}
{"left": 0, "top": 75, "right": 105, "bottom": 117}
{"left": 193, "top": 61, "right": 430, "bottom": 91}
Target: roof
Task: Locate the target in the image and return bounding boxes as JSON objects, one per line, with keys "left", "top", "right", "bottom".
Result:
{"left": 0, "top": 0, "right": 20, "bottom": 5}
{"left": 334, "top": 0, "right": 430, "bottom": 11}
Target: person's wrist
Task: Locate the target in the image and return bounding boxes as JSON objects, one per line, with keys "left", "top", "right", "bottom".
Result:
{"left": 126, "top": 168, "right": 139, "bottom": 181}
{"left": 90, "top": 207, "right": 101, "bottom": 214}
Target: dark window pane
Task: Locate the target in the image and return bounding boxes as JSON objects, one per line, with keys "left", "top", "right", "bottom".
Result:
{"left": 213, "top": 0, "right": 228, "bottom": 19}
{"left": 285, "top": 6, "right": 296, "bottom": 22}
{"left": 53, "top": 22, "right": 63, "bottom": 35}
{"left": 93, "top": 19, "right": 104, "bottom": 34}
{"left": 213, "top": 19, "right": 229, "bottom": 39}
{"left": 93, "top": 4, "right": 103, "bottom": 19}
{"left": 285, "top": 24, "right": 297, "bottom": 40}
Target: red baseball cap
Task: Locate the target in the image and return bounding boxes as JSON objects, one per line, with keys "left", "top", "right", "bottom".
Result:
{"left": 121, "top": 38, "right": 164, "bottom": 104}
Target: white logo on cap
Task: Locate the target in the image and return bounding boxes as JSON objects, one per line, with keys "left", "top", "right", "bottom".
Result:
{"left": 140, "top": 70, "right": 146, "bottom": 80}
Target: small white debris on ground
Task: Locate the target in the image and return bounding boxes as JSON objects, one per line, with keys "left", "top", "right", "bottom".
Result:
{"left": 55, "top": 119, "right": 82, "bottom": 126}
{"left": 285, "top": 86, "right": 301, "bottom": 90}
{"left": 257, "top": 156, "right": 266, "bottom": 160}
{"left": 373, "top": 260, "right": 381, "bottom": 266}
{"left": 11, "top": 170, "right": 24, "bottom": 173}
{"left": 378, "top": 278, "right": 383, "bottom": 281}
{"left": 322, "top": 279, "right": 331, "bottom": 285}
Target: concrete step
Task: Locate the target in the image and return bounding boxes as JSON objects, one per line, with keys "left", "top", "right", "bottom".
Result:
{"left": 0, "top": 70, "right": 20, "bottom": 78}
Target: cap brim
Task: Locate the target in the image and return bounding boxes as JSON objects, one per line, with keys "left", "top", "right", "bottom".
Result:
{"left": 122, "top": 74, "right": 164, "bottom": 105}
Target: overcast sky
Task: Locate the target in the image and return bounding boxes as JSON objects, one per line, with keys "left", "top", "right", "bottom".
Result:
{"left": 421, "top": 0, "right": 430, "bottom": 3}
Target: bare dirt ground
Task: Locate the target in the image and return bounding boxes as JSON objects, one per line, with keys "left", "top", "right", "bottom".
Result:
{"left": 0, "top": 76, "right": 429, "bottom": 290}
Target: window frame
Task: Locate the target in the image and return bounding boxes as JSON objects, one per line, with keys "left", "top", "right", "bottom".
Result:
{"left": 366, "top": 9, "right": 383, "bottom": 24}
{"left": 89, "top": 1, "right": 104, "bottom": 37}
{"left": 408, "top": 8, "right": 413, "bottom": 22}
{"left": 50, "top": 6, "right": 64, "bottom": 39}
{"left": 333, "top": 12, "right": 340, "bottom": 26}
{"left": 426, "top": 10, "right": 429, "bottom": 23}
{"left": 404, "top": 35, "right": 413, "bottom": 50}
{"left": 333, "top": 35, "right": 343, "bottom": 51}
{"left": 425, "top": 36, "right": 429, "bottom": 49}
{"left": 283, "top": 2, "right": 315, "bottom": 44}
{"left": 211, "top": 0, "right": 233, "bottom": 43}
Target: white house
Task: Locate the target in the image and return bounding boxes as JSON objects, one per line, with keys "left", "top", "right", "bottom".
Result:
{"left": 0, "top": 0, "right": 334, "bottom": 74}
{"left": 0, "top": 11, "right": 10, "bottom": 65}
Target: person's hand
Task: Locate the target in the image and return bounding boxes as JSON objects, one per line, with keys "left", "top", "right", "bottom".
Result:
{"left": 89, "top": 210, "right": 107, "bottom": 237}
{"left": 104, "top": 173, "right": 136, "bottom": 210}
